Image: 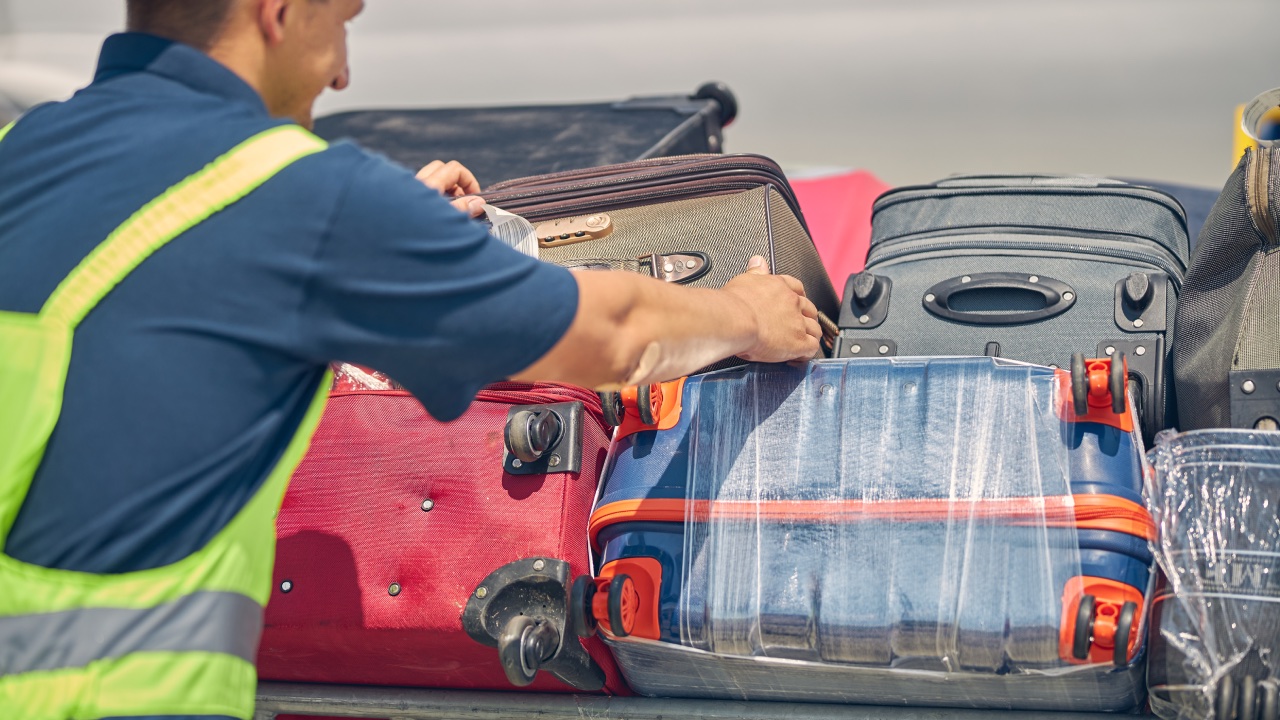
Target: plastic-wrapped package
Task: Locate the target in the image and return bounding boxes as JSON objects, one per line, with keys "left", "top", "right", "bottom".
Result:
{"left": 1149, "top": 430, "right": 1280, "bottom": 720}
{"left": 589, "top": 357, "right": 1155, "bottom": 711}
{"left": 330, "top": 363, "right": 399, "bottom": 393}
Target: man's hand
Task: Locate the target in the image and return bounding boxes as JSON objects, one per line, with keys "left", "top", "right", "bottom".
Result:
{"left": 723, "top": 256, "right": 822, "bottom": 363}
{"left": 416, "top": 160, "right": 485, "bottom": 217}
{"left": 511, "top": 256, "right": 822, "bottom": 389}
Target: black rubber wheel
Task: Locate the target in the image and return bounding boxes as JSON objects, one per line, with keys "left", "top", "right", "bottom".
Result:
{"left": 1259, "top": 680, "right": 1277, "bottom": 720}
{"left": 1113, "top": 601, "right": 1138, "bottom": 667}
{"left": 694, "top": 81, "right": 738, "bottom": 126}
{"left": 608, "top": 574, "right": 633, "bottom": 638}
{"left": 1110, "top": 352, "right": 1127, "bottom": 415}
{"left": 505, "top": 410, "right": 541, "bottom": 463}
{"left": 1071, "top": 353, "right": 1089, "bottom": 416}
{"left": 1073, "top": 594, "right": 1096, "bottom": 660}
{"left": 498, "top": 616, "right": 541, "bottom": 687}
{"left": 569, "top": 575, "right": 599, "bottom": 639}
{"left": 1242, "top": 675, "right": 1259, "bottom": 720}
{"left": 598, "top": 391, "right": 624, "bottom": 428}
{"left": 636, "top": 385, "right": 658, "bottom": 426}
{"left": 1219, "top": 677, "right": 1237, "bottom": 720}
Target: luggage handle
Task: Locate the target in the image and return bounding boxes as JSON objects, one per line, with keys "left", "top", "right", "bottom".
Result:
{"left": 923, "top": 272, "right": 1076, "bottom": 325}
{"left": 933, "top": 175, "right": 1125, "bottom": 189}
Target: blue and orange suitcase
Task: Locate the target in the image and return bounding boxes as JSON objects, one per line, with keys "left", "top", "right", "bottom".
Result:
{"left": 574, "top": 356, "right": 1155, "bottom": 712}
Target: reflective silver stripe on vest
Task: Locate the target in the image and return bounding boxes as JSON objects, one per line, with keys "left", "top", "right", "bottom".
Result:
{"left": 0, "top": 590, "right": 262, "bottom": 674}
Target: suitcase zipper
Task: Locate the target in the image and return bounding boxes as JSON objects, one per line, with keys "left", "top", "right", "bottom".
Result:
{"left": 485, "top": 154, "right": 787, "bottom": 195}
{"left": 1247, "top": 147, "right": 1278, "bottom": 246}
{"left": 498, "top": 181, "right": 780, "bottom": 218}
{"left": 873, "top": 184, "right": 1190, "bottom": 234}
{"left": 866, "top": 234, "right": 1186, "bottom": 288}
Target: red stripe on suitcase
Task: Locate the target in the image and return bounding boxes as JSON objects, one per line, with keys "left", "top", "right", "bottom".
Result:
{"left": 589, "top": 494, "right": 1155, "bottom": 551}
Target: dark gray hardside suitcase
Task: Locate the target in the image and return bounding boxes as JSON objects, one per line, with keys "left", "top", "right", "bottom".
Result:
{"left": 835, "top": 175, "right": 1190, "bottom": 438}
{"left": 313, "top": 83, "right": 736, "bottom": 186}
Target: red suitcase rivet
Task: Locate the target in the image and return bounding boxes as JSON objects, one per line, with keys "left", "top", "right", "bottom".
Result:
{"left": 388, "top": 582, "right": 402, "bottom": 597}
{"left": 280, "top": 580, "right": 293, "bottom": 594}
{"left": 421, "top": 499, "right": 435, "bottom": 512}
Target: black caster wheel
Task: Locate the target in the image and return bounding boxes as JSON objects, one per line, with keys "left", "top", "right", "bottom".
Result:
{"left": 694, "top": 81, "right": 738, "bottom": 126}
{"left": 1219, "top": 676, "right": 1238, "bottom": 720}
{"left": 1260, "top": 680, "right": 1277, "bottom": 720}
{"left": 570, "top": 575, "right": 599, "bottom": 639}
{"left": 498, "top": 616, "right": 558, "bottom": 687}
{"left": 636, "top": 385, "right": 658, "bottom": 426}
{"left": 1110, "top": 351, "right": 1127, "bottom": 415}
{"left": 1071, "top": 353, "right": 1089, "bottom": 416}
{"left": 1113, "top": 601, "right": 1138, "bottom": 667}
{"left": 607, "top": 574, "right": 635, "bottom": 639}
{"left": 1073, "top": 593, "right": 1096, "bottom": 660}
{"left": 599, "top": 391, "right": 624, "bottom": 428}
{"left": 505, "top": 409, "right": 562, "bottom": 464}
{"left": 1241, "top": 675, "right": 1259, "bottom": 720}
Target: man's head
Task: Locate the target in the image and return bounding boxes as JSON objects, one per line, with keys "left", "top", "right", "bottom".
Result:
{"left": 126, "top": 0, "right": 362, "bottom": 128}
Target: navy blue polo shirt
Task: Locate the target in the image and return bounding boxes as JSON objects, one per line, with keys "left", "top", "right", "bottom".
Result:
{"left": 0, "top": 33, "right": 578, "bottom": 575}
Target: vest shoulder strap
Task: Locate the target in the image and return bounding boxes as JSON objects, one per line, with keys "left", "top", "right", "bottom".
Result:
{"left": 40, "top": 124, "right": 327, "bottom": 328}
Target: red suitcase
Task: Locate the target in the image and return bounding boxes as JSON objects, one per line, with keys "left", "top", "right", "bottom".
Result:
{"left": 256, "top": 365, "right": 628, "bottom": 695}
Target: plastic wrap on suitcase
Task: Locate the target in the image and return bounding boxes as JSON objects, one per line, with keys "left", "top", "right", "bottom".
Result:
{"left": 1149, "top": 430, "right": 1280, "bottom": 720}
{"left": 590, "top": 357, "right": 1155, "bottom": 712}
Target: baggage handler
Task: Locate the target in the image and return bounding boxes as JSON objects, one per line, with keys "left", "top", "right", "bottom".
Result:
{"left": 0, "top": 1, "right": 822, "bottom": 718}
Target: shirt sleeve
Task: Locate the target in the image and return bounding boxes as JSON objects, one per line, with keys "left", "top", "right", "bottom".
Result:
{"left": 296, "top": 148, "right": 579, "bottom": 421}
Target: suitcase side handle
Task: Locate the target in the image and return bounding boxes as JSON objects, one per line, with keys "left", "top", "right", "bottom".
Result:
{"left": 922, "top": 272, "right": 1076, "bottom": 326}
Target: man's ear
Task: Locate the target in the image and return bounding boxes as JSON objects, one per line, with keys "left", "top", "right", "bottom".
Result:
{"left": 257, "top": 0, "right": 288, "bottom": 46}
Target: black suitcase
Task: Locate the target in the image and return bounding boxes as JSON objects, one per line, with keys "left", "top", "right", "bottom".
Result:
{"left": 1148, "top": 430, "right": 1280, "bottom": 720}
{"left": 834, "top": 175, "right": 1191, "bottom": 439}
{"left": 1174, "top": 141, "right": 1280, "bottom": 432}
{"left": 313, "top": 82, "right": 737, "bottom": 186}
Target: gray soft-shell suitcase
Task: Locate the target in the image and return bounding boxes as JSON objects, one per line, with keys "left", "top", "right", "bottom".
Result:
{"left": 835, "top": 175, "right": 1190, "bottom": 438}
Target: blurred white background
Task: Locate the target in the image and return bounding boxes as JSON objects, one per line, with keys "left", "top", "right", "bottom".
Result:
{"left": 2, "top": 0, "right": 1277, "bottom": 187}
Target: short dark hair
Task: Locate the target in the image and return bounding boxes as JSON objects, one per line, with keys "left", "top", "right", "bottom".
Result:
{"left": 126, "top": 0, "right": 236, "bottom": 51}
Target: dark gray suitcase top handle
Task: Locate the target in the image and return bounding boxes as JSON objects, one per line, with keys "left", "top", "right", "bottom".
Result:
{"left": 933, "top": 174, "right": 1129, "bottom": 189}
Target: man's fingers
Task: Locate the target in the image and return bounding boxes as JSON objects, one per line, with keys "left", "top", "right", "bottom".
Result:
{"left": 416, "top": 160, "right": 482, "bottom": 197}
{"left": 745, "top": 255, "right": 769, "bottom": 275}
{"left": 803, "top": 316, "right": 822, "bottom": 340}
{"left": 799, "top": 296, "right": 818, "bottom": 320}
{"left": 452, "top": 196, "right": 487, "bottom": 217}
{"left": 416, "top": 161, "right": 444, "bottom": 181}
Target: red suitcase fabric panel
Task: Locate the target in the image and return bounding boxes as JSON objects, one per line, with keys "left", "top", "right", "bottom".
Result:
{"left": 257, "top": 380, "right": 626, "bottom": 694}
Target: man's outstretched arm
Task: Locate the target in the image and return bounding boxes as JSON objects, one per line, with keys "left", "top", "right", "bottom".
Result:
{"left": 513, "top": 256, "right": 821, "bottom": 389}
